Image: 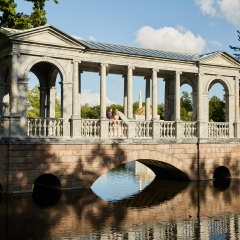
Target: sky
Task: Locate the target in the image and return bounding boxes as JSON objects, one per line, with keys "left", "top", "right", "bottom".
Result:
{"left": 14, "top": 0, "right": 240, "bottom": 105}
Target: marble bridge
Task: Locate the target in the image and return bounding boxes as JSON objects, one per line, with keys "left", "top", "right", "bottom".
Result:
{"left": 1, "top": 25, "right": 240, "bottom": 193}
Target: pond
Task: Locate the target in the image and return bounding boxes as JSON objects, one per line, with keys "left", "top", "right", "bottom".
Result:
{"left": 0, "top": 162, "right": 239, "bottom": 239}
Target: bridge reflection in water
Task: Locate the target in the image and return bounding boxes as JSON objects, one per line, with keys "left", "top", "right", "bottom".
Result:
{"left": 0, "top": 176, "right": 239, "bottom": 239}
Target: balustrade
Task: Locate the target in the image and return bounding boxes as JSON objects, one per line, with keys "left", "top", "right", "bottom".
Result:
{"left": 25, "top": 118, "right": 234, "bottom": 140}
{"left": 109, "top": 120, "right": 128, "bottom": 138}
{"left": 183, "top": 122, "right": 197, "bottom": 138}
{"left": 208, "top": 122, "right": 229, "bottom": 138}
{"left": 135, "top": 121, "right": 152, "bottom": 138}
{"left": 28, "top": 118, "right": 63, "bottom": 137}
{"left": 159, "top": 121, "right": 175, "bottom": 138}
{"left": 81, "top": 119, "right": 100, "bottom": 138}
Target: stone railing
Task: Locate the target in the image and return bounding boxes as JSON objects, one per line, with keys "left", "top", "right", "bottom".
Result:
{"left": 81, "top": 119, "right": 100, "bottom": 138}
{"left": 28, "top": 118, "right": 63, "bottom": 137}
{"left": 109, "top": 120, "right": 128, "bottom": 138}
{"left": 208, "top": 122, "right": 229, "bottom": 138}
{"left": 183, "top": 122, "right": 197, "bottom": 138}
{"left": 159, "top": 121, "right": 175, "bottom": 138}
{"left": 134, "top": 121, "right": 153, "bottom": 138}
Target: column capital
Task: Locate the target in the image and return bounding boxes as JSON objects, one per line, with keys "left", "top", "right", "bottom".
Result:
{"left": 127, "top": 65, "right": 135, "bottom": 70}
{"left": 175, "top": 70, "right": 182, "bottom": 75}
{"left": 144, "top": 76, "right": 151, "bottom": 80}
{"left": 152, "top": 68, "right": 159, "bottom": 73}
{"left": 99, "top": 63, "right": 108, "bottom": 68}
{"left": 10, "top": 52, "right": 20, "bottom": 58}
{"left": 72, "top": 59, "right": 81, "bottom": 64}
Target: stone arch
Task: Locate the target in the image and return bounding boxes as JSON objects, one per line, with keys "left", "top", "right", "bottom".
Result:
{"left": 126, "top": 150, "right": 192, "bottom": 180}
{"left": 23, "top": 57, "right": 67, "bottom": 83}
{"left": 88, "top": 150, "right": 193, "bottom": 188}
{"left": 205, "top": 76, "right": 231, "bottom": 95}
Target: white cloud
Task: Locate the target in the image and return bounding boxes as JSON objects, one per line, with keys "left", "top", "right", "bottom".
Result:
{"left": 81, "top": 90, "right": 113, "bottom": 106}
{"left": 195, "top": 0, "right": 240, "bottom": 26}
{"left": 135, "top": 26, "right": 206, "bottom": 54}
{"left": 218, "top": 0, "right": 240, "bottom": 26}
{"left": 195, "top": 0, "right": 216, "bottom": 15}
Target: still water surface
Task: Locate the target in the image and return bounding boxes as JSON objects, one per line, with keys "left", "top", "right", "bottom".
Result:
{"left": 1, "top": 164, "right": 240, "bottom": 239}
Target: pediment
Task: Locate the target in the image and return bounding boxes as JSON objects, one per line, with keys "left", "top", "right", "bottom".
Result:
{"left": 9, "top": 26, "right": 85, "bottom": 49}
{"left": 200, "top": 53, "right": 240, "bottom": 68}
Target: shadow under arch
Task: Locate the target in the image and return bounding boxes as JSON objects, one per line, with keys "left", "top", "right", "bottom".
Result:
{"left": 32, "top": 174, "right": 62, "bottom": 207}
{"left": 137, "top": 159, "right": 190, "bottom": 181}
{"left": 213, "top": 166, "right": 231, "bottom": 191}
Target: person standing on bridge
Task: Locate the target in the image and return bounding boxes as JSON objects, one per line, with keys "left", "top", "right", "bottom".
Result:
{"left": 107, "top": 107, "right": 113, "bottom": 119}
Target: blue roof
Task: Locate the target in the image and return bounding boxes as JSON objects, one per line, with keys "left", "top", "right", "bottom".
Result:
{"left": 79, "top": 39, "right": 203, "bottom": 62}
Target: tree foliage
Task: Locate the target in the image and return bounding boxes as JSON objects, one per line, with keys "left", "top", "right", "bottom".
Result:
{"left": 209, "top": 96, "right": 225, "bottom": 122}
{"left": 0, "top": 0, "right": 59, "bottom": 29}
{"left": 28, "top": 84, "right": 61, "bottom": 118}
{"left": 230, "top": 30, "right": 240, "bottom": 60}
{"left": 180, "top": 91, "right": 193, "bottom": 121}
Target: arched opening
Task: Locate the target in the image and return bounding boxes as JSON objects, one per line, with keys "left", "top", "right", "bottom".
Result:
{"left": 214, "top": 166, "right": 231, "bottom": 180}
{"left": 138, "top": 159, "right": 190, "bottom": 181}
{"left": 213, "top": 166, "right": 231, "bottom": 190}
{"left": 32, "top": 174, "right": 61, "bottom": 207}
{"left": 180, "top": 83, "right": 193, "bottom": 121}
{"left": 208, "top": 81, "right": 226, "bottom": 122}
{"left": 33, "top": 173, "right": 61, "bottom": 189}
{"left": 28, "top": 61, "right": 62, "bottom": 119}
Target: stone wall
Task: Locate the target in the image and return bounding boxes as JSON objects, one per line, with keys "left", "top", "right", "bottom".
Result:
{"left": 1, "top": 141, "right": 240, "bottom": 193}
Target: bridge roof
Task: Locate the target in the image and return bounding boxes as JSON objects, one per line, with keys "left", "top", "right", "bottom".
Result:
{"left": 0, "top": 25, "right": 238, "bottom": 64}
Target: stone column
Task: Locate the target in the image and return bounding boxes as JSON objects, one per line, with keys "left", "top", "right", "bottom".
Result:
{"left": 62, "top": 81, "right": 72, "bottom": 137}
{"left": 145, "top": 77, "right": 151, "bottom": 121}
{"left": 192, "top": 92, "right": 197, "bottom": 121}
{"left": 197, "top": 72, "right": 208, "bottom": 139}
{"left": 123, "top": 74, "right": 128, "bottom": 117}
{"left": 70, "top": 61, "right": 82, "bottom": 138}
{"left": 100, "top": 63, "right": 109, "bottom": 139}
{"left": 127, "top": 66, "right": 134, "bottom": 119}
{"left": 79, "top": 70, "right": 82, "bottom": 118}
{"left": 18, "top": 77, "right": 29, "bottom": 136}
{"left": 227, "top": 93, "right": 235, "bottom": 138}
{"left": 49, "top": 86, "right": 56, "bottom": 118}
{"left": 39, "top": 87, "right": 48, "bottom": 117}
{"left": 175, "top": 71, "right": 181, "bottom": 121}
{"left": 197, "top": 73, "right": 203, "bottom": 122}
{"left": 152, "top": 69, "right": 159, "bottom": 120}
{"left": 72, "top": 60, "right": 80, "bottom": 118}
{"left": 175, "top": 71, "right": 182, "bottom": 138}
{"left": 0, "top": 83, "right": 9, "bottom": 116}
{"left": 100, "top": 63, "right": 108, "bottom": 119}
{"left": 10, "top": 53, "right": 18, "bottom": 115}
{"left": 234, "top": 76, "right": 240, "bottom": 138}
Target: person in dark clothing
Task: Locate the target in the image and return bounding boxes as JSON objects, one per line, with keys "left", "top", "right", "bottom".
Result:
{"left": 106, "top": 107, "right": 113, "bottom": 119}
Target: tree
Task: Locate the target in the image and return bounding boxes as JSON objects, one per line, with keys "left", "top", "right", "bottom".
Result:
{"left": 0, "top": 0, "right": 59, "bottom": 29}
{"left": 230, "top": 30, "right": 240, "bottom": 60}
{"left": 180, "top": 91, "right": 193, "bottom": 121}
{"left": 28, "top": 84, "right": 40, "bottom": 117}
{"left": 209, "top": 96, "right": 225, "bottom": 122}
{"left": 28, "top": 84, "right": 61, "bottom": 118}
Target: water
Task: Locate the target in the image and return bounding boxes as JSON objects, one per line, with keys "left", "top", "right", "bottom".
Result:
{"left": 1, "top": 164, "right": 240, "bottom": 239}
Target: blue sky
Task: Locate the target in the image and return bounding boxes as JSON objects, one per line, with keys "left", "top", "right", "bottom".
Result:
{"left": 15, "top": 0, "right": 240, "bottom": 105}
